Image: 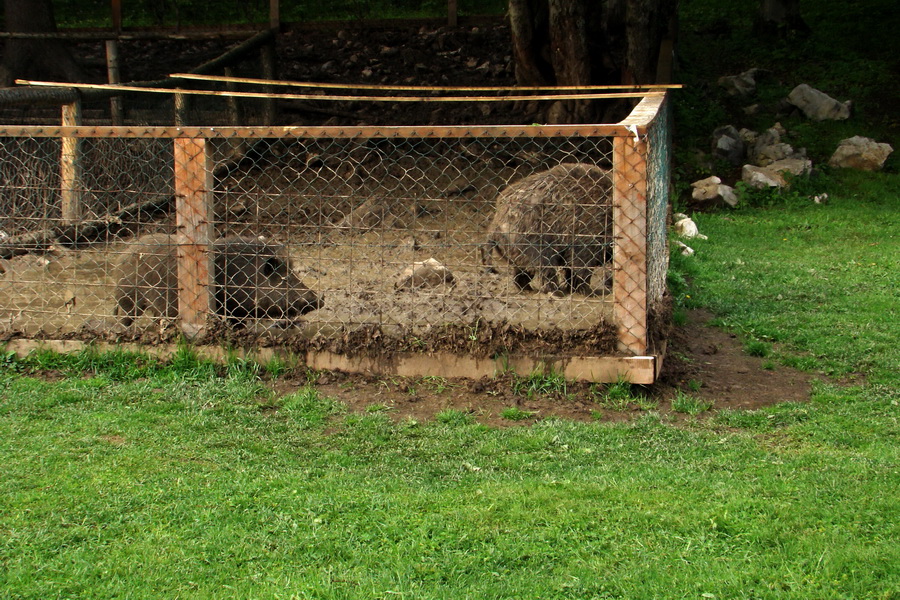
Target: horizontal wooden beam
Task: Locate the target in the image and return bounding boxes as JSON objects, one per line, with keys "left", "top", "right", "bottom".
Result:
{"left": 0, "top": 123, "right": 645, "bottom": 139}
{"left": 17, "top": 79, "right": 664, "bottom": 104}
{"left": 171, "top": 72, "right": 682, "bottom": 92}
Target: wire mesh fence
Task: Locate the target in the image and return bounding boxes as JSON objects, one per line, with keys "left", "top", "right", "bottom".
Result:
{"left": 51, "top": 0, "right": 504, "bottom": 28}
{"left": 0, "top": 94, "right": 669, "bottom": 380}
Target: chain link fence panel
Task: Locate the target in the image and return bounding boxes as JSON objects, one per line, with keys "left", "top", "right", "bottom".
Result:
{"left": 0, "top": 96, "right": 669, "bottom": 378}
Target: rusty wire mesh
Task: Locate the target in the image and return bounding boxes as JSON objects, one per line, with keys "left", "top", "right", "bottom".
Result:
{"left": 0, "top": 100, "right": 668, "bottom": 361}
{"left": 645, "top": 95, "right": 672, "bottom": 351}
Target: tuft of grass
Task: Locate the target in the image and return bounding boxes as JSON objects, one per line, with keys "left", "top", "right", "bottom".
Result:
{"left": 512, "top": 368, "right": 568, "bottom": 398}
{"left": 280, "top": 386, "right": 344, "bottom": 429}
{"left": 744, "top": 339, "right": 772, "bottom": 358}
{"left": 264, "top": 355, "right": 292, "bottom": 379}
{"left": 435, "top": 408, "right": 474, "bottom": 426}
{"left": 225, "top": 355, "right": 262, "bottom": 382}
{"left": 418, "top": 376, "right": 454, "bottom": 394}
{"left": 500, "top": 406, "right": 535, "bottom": 421}
{"left": 593, "top": 378, "right": 657, "bottom": 411}
{"left": 671, "top": 390, "right": 714, "bottom": 415}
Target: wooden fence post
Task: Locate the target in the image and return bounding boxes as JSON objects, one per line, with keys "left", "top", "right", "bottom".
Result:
{"left": 260, "top": 42, "right": 277, "bottom": 125}
{"left": 105, "top": 40, "right": 124, "bottom": 125}
{"left": 173, "top": 136, "right": 213, "bottom": 339}
{"left": 60, "top": 100, "right": 83, "bottom": 225}
{"left": 612, "top": 132, "right": 649, "bottom": 355}
{"left": 174, "top": 92, "right": 189, "bottom": 126}
{"left": 224, "top": 66, "right": 242, "bottom": 125}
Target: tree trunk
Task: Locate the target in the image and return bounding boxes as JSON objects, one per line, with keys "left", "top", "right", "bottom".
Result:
{"left": 1, "top": 0, "right": 88, "bottom": 87}
{"left": 507, "top": 0, "right": 676, "bottom": 123}
{"left": 508, "top": 0, "right": 552, "bottom": 87}
{"left": 546, "top": 0, "right": 592, "bottom": 122}
{"left": 755, "top": 0, "right": 809, "bottom": 36}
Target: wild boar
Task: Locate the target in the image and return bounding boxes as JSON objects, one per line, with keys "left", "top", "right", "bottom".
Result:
{"left": 481, "top": 163, "right": 613, "bottom": 294}
{"left": 114, "top": 234, "right": 321, "bottom": 326}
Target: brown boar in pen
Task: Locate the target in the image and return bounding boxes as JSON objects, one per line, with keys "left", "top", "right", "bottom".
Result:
{"left": 481, "top": 163, "right": 614, "bottom": 295}
{"left": 114, "top": 234, "right": 322, "bottom": 327}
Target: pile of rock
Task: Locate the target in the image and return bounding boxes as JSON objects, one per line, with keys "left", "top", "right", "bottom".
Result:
{"left": 692, "top": 80, "right": 893, "bottom": 207}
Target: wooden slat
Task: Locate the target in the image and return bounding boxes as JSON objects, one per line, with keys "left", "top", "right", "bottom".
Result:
{"left": 0, "top": 123, "right": 642, "bottom": 139}
{"left": 3, "top": 339, "right": 659, "bottom": 384}
{"left": 17, "top": 79, "right": 666, "bottom": 104}
{"left": 171, "top": 72, "right": 683, "bottom": 92}
{"left": 173, "top": 137, "right": 213, "bottom": 339}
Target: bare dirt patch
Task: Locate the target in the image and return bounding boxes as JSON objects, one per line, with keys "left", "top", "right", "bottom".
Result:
{"left": 269, "top": 309, "right": 815, "bottom": 426}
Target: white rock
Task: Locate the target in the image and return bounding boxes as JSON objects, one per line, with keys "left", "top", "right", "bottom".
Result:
{"left": 674, "top": 240, "right": 695, "bottom": 256}
{"left": 690, "top": 176, "right": 738, "bottom": 208}
{"left": 396, "top": 258, "right": 454, "bottom": 289}
{"left": 742, "top": 156, "right": 813, "bottom": 190}
{"left": 691, "top": 175, "right": 721, "bottom": 191}
{"left": 828, "top": 136, "right": 893, "bottom": 171}
{"left": 768, "top": 157, "right": 813, "bottom": 177}
{"left": 742, "top": 164, "right": 787, "bottom": 189}
{"left": 717, "top": 68, "right": 760, "bottom": 97}
{"left": 787, "top": 84, "right": 851, "bottom": 121}
{"left": 674, "top": 217, "right": 702, "bottom": 239}
{"left": 691, "top": 185, "right": 718, "bottom": 202}
{"left": 711, "top": 126, "right": 745, "bottom": 165}
{"left": 718, "top": 184, "right": 738, "bottom": 207}
{"left": 749, "top": 125, "right": 793, "bottom": 166}
{"left": 739, "top": 128, "right": 758, "bottom": 145}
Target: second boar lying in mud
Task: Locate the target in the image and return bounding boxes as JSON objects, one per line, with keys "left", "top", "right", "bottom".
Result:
{"left": 482, "top": 163, "right": 614, "bottom": 295}
{"left": 114, "top": 234, "right": 322, "bottom": 327}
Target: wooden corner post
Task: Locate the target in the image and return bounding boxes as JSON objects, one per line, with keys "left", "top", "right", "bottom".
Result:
{"left": 612, "top": 132, "right": 649, "bottom": 355}
{"left": 173, "top": 136, "right": 213, "bottom": 339}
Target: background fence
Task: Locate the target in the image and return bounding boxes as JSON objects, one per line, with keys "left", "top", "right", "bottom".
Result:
{"left": 0, "top": 92, "right": 670, "bottom": 382}
{"left": 47, "top": 0, "right": 505, "bottom": 29}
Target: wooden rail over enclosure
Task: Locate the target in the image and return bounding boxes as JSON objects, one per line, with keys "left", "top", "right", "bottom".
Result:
{"left": 0, "top": 86, "right": 672, "bottom": 384}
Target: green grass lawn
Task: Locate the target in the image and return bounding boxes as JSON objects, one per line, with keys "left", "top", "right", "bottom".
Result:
{"left": 1, "top": 349, "right": 897, "bottom": 599}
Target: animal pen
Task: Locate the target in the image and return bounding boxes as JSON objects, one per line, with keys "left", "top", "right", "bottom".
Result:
{"left": 0, "top": 82, "right": 671, "bottom": 384}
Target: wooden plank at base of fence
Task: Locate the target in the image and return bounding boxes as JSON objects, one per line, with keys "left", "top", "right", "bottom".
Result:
{"left": 2, "top": 340, "right": 659, "bottom": 384}
{"left": 303, "top": 351, "right": 658, "bottom": 385}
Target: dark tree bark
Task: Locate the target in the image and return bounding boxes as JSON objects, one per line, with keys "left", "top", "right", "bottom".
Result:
{"left": 546, "top": 0, "right": 592, "bottom": 122}
{"left": 508, "top": 0, "right": 553, "bottom": 87}
{"left": 508, "top": 0, "right": 676, "bottom": 123}
{"left": 1, "top": 0, "right": 87, "bottom": 87}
